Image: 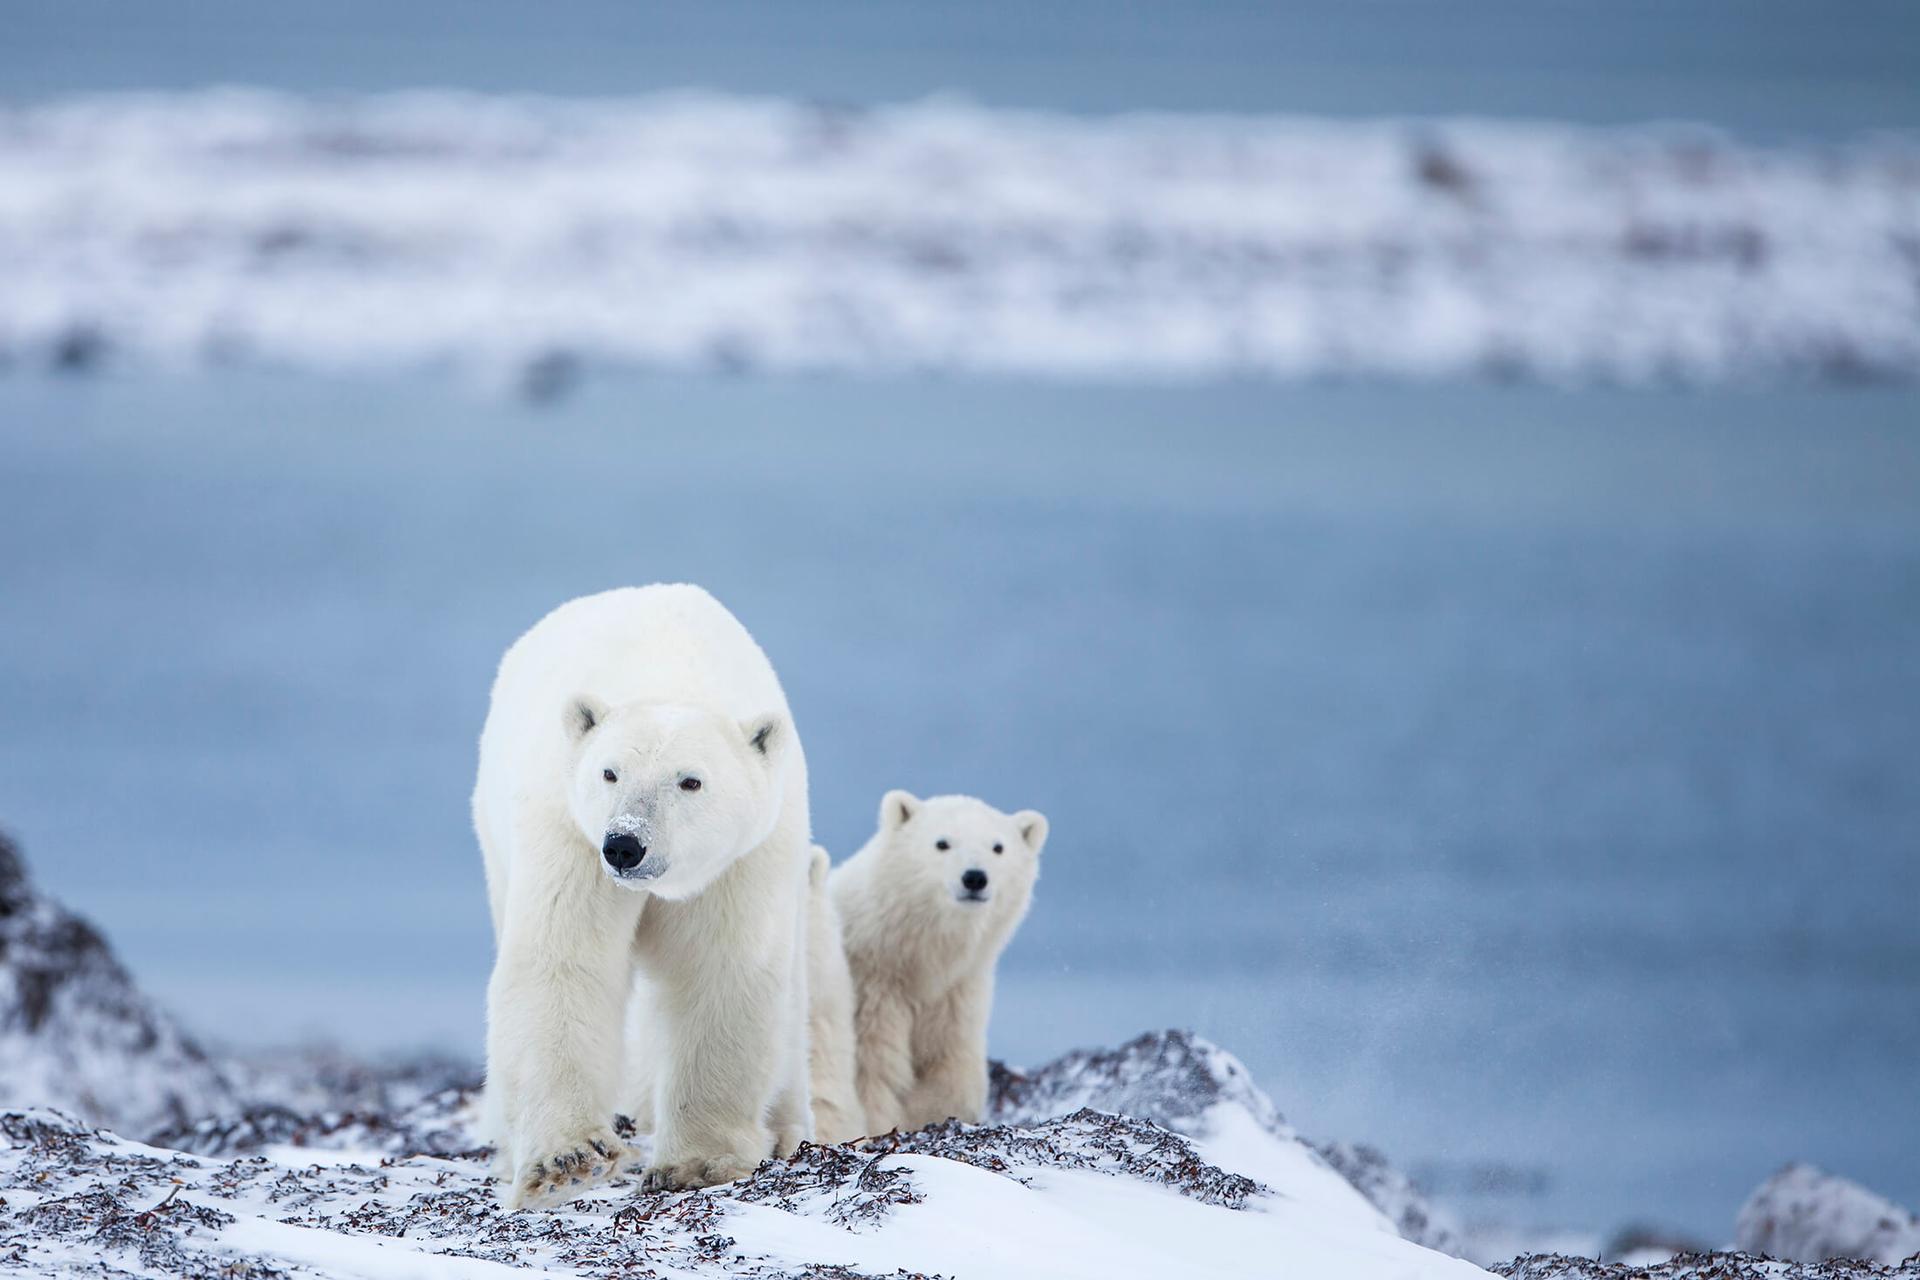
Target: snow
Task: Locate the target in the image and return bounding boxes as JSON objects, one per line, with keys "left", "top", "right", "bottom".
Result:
{"left": 807, "top": 1156, "right": 1474, "bottom": 1280}
{"left": 0, "top": 90, "right": 1915, "bottom": 388}
{"left": 221, "top": 1217, "right": 538, "bottom": 1280}
{"left": 987, "top": 1028, "right": 1456, "bottom": 1249}
{"left": 0, "top": 1106, "right": 1485, "bottom": 1280}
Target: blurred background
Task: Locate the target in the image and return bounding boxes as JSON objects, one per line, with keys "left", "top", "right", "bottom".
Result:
{"left": 2, "top": 0, "right": 1916, "bottom": 1247}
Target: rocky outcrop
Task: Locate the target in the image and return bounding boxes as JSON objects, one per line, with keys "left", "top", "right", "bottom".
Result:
{"left": 991, "top": 1027, "right": 1464, "bottom": 1254}
{"left": 0, "top": 831, "right": 233, "bottom": 1138}
{"left": 990, "top": 1027, "right": 1289, "bottom": 1138}
{"left": 1736, "top": 1164, "right": 1920, "bottom": 1267}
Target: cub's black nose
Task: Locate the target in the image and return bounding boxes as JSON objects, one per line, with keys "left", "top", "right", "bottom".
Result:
{"left": 961, "top": 868, "right": 989, "bottom": 893}
{"left": 603, "top": 834, "right": 647, "bottom": 872}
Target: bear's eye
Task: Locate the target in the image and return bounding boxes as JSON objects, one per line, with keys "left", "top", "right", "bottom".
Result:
{"left": 935, "top": 839, "right": 950, "bottom": 851}
{"left": 602, "top": 769, "right": 617, "bottom": 783}
{"left": 679, "top": 777, "right": 702, "bottom": 792}
{"left": 993, "top": 842, "right": 1004, "bottom": 854}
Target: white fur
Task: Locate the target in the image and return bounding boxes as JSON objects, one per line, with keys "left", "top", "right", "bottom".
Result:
{"left": 830, "top": 791, "right": 1047, "bottom": 1134}
{"left": 804, "top": 846, "right": 865, "bottom": 1143}
{"left": 473, "top": 584, "right": 812, "bottom": 1208}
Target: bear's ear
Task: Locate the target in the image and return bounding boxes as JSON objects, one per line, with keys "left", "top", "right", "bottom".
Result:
{"left": 880, "top": 789, "right": 919, "bottom": 832}
{"left": 1014, "top": 810, "right": 1049, "bottom": 854}
{"left": 740, "top": 712, "right": 787, "bottom": 763}
{"left": 565, "top": 694, "right": 610, "bottom": 741}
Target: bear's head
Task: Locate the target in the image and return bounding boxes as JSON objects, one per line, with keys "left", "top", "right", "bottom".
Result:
{"left": 562, "top": 694, "right": 789, "bottom": 900}
{"left": 874, "top": 790, "right": 1047, "bottom": 921}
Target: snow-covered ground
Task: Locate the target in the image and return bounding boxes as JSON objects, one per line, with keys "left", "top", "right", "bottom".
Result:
{"left": 3, "top": 826, "right": 1918, "bottom": 1276}
{"left": 7, "top": 1047, "right": 1919, "bottom": 1279}
{"left": 0, "top": 1101, "right": 1490, "bottom": 1280}
{"left": 1, "top": 90, "right": 1916, "bottom": 388}
{"left": 0, "top": 855, "right": 1477, "bottom": 1280}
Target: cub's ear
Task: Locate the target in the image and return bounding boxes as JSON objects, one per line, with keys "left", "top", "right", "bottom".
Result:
{"left": 565, "top": 694, "right": 610, "bottom": 741}
{"left": 1014, "top": 810, "right": 1049, "bottom": 854}
{"left": 740, "top": 712, "right": 787, "bottom": 762}
{"left": 880, "top": 789, "right": 919, "bottom": 832}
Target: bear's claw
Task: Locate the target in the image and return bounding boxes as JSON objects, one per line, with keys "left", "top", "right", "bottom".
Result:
{"left": 509, "top": 1129, "right": 630, "bottom": 1208}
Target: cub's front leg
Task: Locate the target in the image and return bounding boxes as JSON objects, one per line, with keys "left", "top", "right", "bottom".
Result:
{"left": 486, "top": 833, "right": 645, "bottom": 1209}
{"left": 851, "top": 983, "right": 917, "bottom": 1135}
{"left": 901, "top": 977, "right": 992, "bottom": 1129}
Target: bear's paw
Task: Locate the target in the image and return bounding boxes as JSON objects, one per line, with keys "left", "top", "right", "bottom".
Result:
{"left": 507, "top": 1128, "right": 631, "bottom": 1209}
{"left": 641, "top": 1149, "right": 763, "bottom": 1192}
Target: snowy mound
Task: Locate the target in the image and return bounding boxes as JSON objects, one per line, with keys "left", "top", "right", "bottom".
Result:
{"left": 0, "top": 832, "right": 232, "bottom": 1138}
{"left": 992, "top": 1027, "right": 1462, "bottom": 1253}
{"left": 0, "top": 1105, "right": 1490, "bottom": 1279}
{"left": 1, "top": 90, "right": 1916, "bottom": 389}
{"left": 1736, "top": 1164, "right": 1920, "bottom": 1267}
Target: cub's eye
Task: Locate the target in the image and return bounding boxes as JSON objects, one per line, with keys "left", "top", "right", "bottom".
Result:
{"left": 602, "top": 769, "right": 617, "bottom": 783}
{"left": 935, "top": 839, "right": 950, "bottom": 851}
{"left": 993, "top": 842, "right": 1004, "bottom": 854}
{"left": 679, "top": 777, "right": 702, "bottom": 792}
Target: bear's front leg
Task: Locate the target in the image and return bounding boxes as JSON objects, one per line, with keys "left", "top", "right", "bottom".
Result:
{"left": 638, "top": 901, "right": 798, "bottom": 1189}
{"left": 486, "top": 837, "right": 645, "bottom": 1209}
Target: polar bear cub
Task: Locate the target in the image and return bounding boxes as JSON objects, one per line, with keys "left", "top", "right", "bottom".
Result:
{"left": 804, "top": 846, "right": 865, "bottom": 1143}
{"left": 472, "top": 584, "right": 813, "bottom": 1207}
{"left": 830, "top": 791, "right": 1048, "bottom": 1134}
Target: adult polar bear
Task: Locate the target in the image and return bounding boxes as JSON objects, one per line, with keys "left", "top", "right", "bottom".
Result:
{"left": 473, "top": 585, "right": 812, "bottom": 1208}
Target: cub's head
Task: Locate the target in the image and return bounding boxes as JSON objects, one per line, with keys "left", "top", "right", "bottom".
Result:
{"left": 875, "top": 790, "right": 1047, "bottom": 920}
{"left": 563, "top": 694, "right": 789, "bottom": 900}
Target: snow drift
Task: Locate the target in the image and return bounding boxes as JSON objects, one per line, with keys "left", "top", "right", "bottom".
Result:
{"left": 1, "top": 90, "right": 1916, "bottom": 389}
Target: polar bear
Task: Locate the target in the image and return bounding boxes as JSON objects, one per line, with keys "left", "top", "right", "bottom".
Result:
{"left": 830, "top": 791, "right": 1048, "bottom": 1134}
{"left": 472, "top": 585, "right": 812, "bottom": 1208}
{"left": 805, "top": 846, "right": 865, "bottom": 1143}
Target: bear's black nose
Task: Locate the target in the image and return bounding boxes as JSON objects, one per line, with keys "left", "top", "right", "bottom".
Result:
{"left": 961, "top": 868, "right": 989, "bottom": 893}
{"left": 603, "top": 834, "right": 647, "bottom": 872}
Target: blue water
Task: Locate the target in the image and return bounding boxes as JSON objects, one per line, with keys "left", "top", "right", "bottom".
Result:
{"left": 1, "top": 372, "right": 1915, "bottom": 1240}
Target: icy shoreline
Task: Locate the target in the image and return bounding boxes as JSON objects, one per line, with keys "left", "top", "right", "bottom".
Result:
{"left": 2, "top": 90, "right": 1916, "bottom": 390}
